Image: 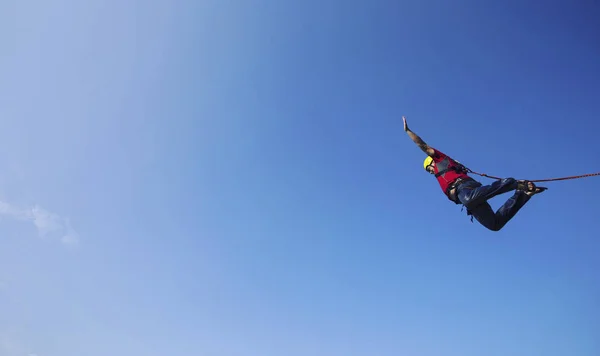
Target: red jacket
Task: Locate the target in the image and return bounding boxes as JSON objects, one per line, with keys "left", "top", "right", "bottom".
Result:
{"left": 430, "top": 148, "right": 470, "bottom": 197}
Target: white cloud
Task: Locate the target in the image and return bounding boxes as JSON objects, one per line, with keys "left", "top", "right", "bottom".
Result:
{"left": 31, "top": 205, "right": 65, "bottom": 238}
{"left": 61, "top": 217, "right": 79, "bottom": 246}
{"left": 0, "top": 201, "right": 31, "bottom": 221}
{"left": 0, "top": 201, "right": 79, "bottom": 246}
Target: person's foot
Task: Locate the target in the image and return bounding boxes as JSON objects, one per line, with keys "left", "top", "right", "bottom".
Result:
{"left": 517, "top": 180, "right": 548, "bottom": 196}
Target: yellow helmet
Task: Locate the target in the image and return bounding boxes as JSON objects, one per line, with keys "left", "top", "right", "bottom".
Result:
{"left": 423, "top": 156, "right": 433, "bottom": 170}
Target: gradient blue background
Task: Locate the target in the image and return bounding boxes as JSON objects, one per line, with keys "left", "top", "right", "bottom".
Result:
{"left": 1, "top": 0, "right": 599, "bottom": 355}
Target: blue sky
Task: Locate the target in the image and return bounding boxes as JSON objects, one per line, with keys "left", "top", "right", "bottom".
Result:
{"left": 1, "top": 0, "right": 599, "bottom": 355}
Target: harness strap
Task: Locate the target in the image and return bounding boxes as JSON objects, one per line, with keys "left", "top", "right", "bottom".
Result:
{"left": 434, "top": 169, "right": 449, "bottom": 178}
{"left": 466, "top": 169, "right": 600, "bottom": 183}
{"left": 435, "top": 165, "right": 469, "bottom": 178}
{"left": 446, "top": 177, "right": 474, "bottom": 204}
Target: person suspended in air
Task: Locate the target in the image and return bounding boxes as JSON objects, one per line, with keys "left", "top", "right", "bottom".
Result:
{"left": 402, "top": 116, "right": 547, "bottom": 231}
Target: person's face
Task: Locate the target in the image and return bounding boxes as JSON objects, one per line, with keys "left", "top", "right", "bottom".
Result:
{"left": 426, "top": 161, "right": 435, "bottom": 174}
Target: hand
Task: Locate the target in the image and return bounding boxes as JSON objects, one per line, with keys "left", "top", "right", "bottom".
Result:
{"left": 402, "top": 116, "right": 409, "bottom": 132}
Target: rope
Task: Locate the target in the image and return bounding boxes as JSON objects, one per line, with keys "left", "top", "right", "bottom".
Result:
{"left": 466, "top": 169, "right": 600, "bottom": 183}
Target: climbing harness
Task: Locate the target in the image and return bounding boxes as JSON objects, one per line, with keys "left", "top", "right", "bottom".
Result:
{"left": 436, "top": 162, "right": 469, "bottom": 178}
{"left": 465, "top": 168, "right": 600, "bottom": 183}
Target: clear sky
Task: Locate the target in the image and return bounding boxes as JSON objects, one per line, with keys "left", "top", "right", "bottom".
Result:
{"left": 1, "top": 0, "right": 599, "bottom": 355}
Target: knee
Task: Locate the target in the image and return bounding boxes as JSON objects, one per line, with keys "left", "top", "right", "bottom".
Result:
{"left": 487, "top": 221, "right": 507, "bottom": 231}
{"left": 488, "top": 225, "right": 502, "bottom": 232}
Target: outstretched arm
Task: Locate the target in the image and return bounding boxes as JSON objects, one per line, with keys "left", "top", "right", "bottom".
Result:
{"left": 403, "top": 116, "right": 435, "bottom": 156}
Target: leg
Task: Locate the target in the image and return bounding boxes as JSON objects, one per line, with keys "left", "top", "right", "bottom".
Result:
{"left": 458, "top": 178, "right": 518, "bottom": 208}
{"left": 466, "top": 202, "right": 499, "bottom": 231}
{"left": 467, "top": 190, "right": 531, "bottom": 231}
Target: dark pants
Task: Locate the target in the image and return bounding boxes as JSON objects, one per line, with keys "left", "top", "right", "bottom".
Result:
{"left": 456, "top": 178, "right": 531, "bottom": 231}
